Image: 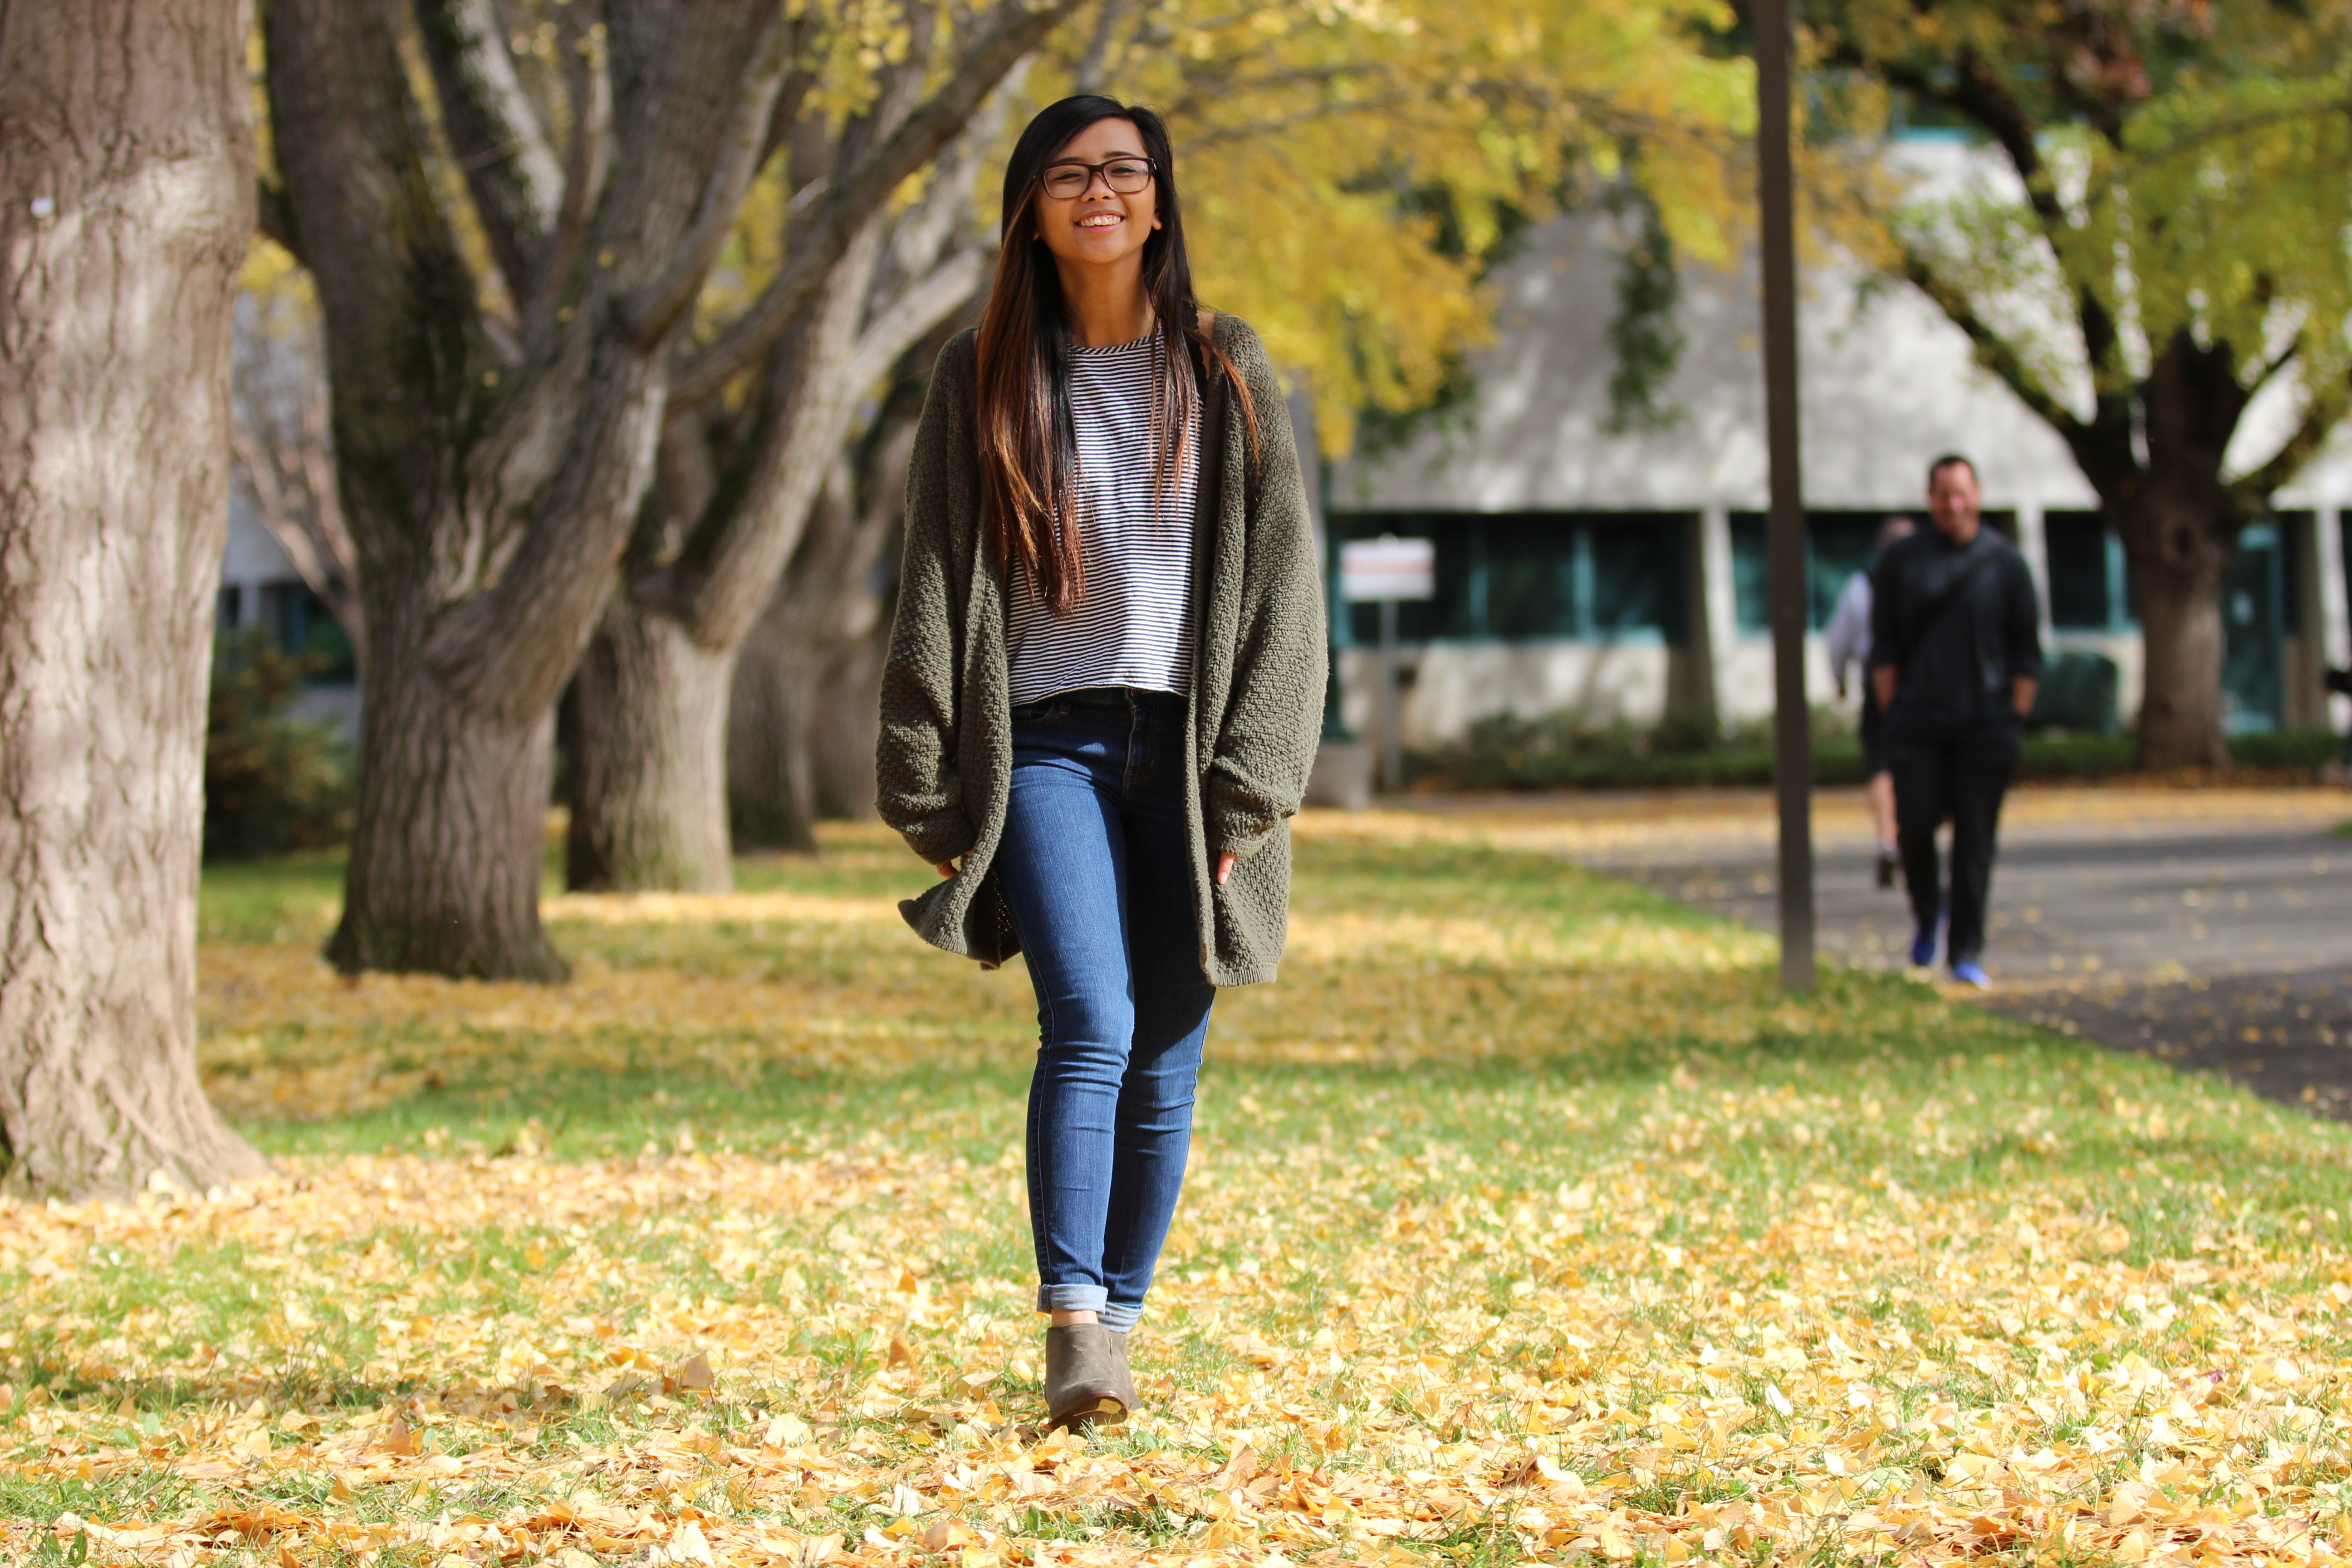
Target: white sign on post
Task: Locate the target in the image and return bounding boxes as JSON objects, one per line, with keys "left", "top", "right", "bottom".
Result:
{"left": 1337, "top": 534, "right": 1434, "bottom": 797}
{"left": 1340, "top": 535, "right": 1435, "bottom": 603}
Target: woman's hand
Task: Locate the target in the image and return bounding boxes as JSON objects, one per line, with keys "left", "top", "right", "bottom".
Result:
{"left": 1215, "top": 853, "right": 1235, "bottom": 886}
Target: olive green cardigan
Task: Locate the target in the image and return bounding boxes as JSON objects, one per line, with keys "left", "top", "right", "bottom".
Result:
{"left": 875, "top": 314, "right": 1326, "bottom": 986}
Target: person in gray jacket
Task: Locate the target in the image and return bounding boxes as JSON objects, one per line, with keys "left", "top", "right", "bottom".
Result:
{"left": 875, "top": 96, "right": 1325, "bottom": 1432}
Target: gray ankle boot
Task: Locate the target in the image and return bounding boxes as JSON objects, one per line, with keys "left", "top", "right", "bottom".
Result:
{"left": 1043, "top": 1324, "right": 1128, "bottom": 1431}
{"left": 1107, "top": 1328, "right": 1139, "bottom": 1413}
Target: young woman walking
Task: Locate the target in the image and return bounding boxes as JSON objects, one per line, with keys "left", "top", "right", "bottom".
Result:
{"left": 877, "top": 96, "right": 1324, "bottom": 1431}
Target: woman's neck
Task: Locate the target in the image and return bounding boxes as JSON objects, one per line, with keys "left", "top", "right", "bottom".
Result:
{"left": 1054, "top": 253, "right": 1154, "bottom": 348}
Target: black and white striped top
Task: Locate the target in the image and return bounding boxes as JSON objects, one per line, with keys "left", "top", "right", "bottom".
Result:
{"left": 1007, "top": 334, "right": 1199, "bottom": 705}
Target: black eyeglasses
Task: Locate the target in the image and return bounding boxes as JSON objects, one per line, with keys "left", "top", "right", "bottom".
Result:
{"left": 1036, "top": 157, "right": 1156, "bottom": 199}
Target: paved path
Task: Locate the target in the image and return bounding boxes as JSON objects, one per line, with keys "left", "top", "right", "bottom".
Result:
{"left": 1395, "top": 786, "right": 2352, "bottom": 1117}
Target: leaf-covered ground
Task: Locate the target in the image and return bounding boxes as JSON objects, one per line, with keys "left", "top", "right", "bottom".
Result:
{"left": 5, "top": 809, "right": 2352, "bottom": 1567}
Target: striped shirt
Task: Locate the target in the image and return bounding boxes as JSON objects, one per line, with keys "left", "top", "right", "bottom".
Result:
{"left": 1007, "top": 334, "right": 1199, "bottom": 705}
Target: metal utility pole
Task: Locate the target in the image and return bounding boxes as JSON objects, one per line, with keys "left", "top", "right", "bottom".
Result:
{"left": 1757, "top": 0, "right": 1816, "bottom": 991}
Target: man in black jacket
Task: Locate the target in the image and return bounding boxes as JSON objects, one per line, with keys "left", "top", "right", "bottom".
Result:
{"left": 1869, "top": 454, "right": 2042, "bottom": 988}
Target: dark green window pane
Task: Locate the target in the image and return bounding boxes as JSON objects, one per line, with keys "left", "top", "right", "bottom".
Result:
{"left": 1484, "top": 515, "right": 1580, "bottom": 637}
{"left": 2275, "top": 511, "right": 2310, "bottom": 634}
{"left": 1805, "top": 514, "right": 1880, "bottom": 629}
{"left": 1590, "top": 518, "right": 1681, "bottom": 637}
{"left": 2045, "top": 511, "right": 2110, "bottom": 629}
{"left": 1731, "top": 513, "right": 1769, "bottom": 632}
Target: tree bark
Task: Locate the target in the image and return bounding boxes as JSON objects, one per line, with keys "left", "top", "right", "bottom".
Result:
{"left": 0, "top": 0, "right": 268, "bottom": 1196}
{"left": 728, "top": 396, "right": 921, "bottom": 850}
{"left": 2125, "top": 531, "right": 2230, "bottom": 769}
{"left": 564, "top": 604, "right": 735, "bottom": 891}
{"left": 327, "top": 608, "right": 565, "bottom": 979}
{"left": 2107, "top": 335, "right": 2249, "bottom": 771}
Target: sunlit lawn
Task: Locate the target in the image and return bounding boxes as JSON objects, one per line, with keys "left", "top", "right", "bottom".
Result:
{"left": 5, "top": 815, "right": 2351, "bottom": 1566}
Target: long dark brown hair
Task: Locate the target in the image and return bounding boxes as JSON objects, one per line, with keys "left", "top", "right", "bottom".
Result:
{"left": 975, "top": 96, "right": 1255, "bottom": 614}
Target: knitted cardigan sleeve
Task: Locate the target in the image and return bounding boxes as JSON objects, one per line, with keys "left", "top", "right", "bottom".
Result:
{"left": 875, "top": 333, "right": 980, "bottom": 867}
{"left": 1204, "top": 323, "right": 1327, "bottom": 860}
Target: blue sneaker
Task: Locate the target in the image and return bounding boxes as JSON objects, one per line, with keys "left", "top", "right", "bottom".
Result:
{"left": 1950, "top": 960, "right": 1990, "bottom": 989}
{"left": 1909, "top": 923, "right": 1940, "bottom": 967}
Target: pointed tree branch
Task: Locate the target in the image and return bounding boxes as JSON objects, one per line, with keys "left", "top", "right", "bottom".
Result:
{"left": 668, "top": 0, "right": 1087, "bottom": 411}
{"left": 417, "top": 0, "right": 565, "bottom": 302}
{"left": 521, "top": 0, "right": 613, "bottom": 341}
{"left": 846, "top": 243, "right": 990, "bottom": 397}
{"left": 230, "top": 412, "right": 368, "bottom": 667}
{"left": 1897, "top": 244, "right": 2085, "bottom": 443}
{"left": 2227, "top": 364, "right": 2352, "bottom": 508}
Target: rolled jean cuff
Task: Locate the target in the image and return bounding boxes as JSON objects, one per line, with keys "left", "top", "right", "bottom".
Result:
{"left": 1098, "top": 1300, "right": 1142, "bottom": 1332}
{"left": 1037, "top": 1283, "right": 1108, "bottom": 1316}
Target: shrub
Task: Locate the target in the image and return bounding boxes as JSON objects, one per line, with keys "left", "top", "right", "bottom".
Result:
{"left": 205, "top": 630, "right": 353, "bottom": 858}
{"left": 1408, "top": 710, "right": 2345, "bottom": 792}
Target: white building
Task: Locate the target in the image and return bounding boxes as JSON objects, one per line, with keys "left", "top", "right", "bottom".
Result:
{"left": 1325, "top": 142, "right": 2352, "bottom": 750}
{"left": 217, "top": 492, "right": 361, "bottom": 737}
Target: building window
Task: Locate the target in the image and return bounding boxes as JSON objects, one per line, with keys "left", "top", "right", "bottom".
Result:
{"left": 1731, "top": 510, "right": 2014, "bottom": 634}
{"left": 2044, "top": 510, "right": 2136, "bottom": 631}
{"left": 1329, "top": 512, "right": 1690, "bottom": 645}
{"left": 255, "top": 581, "right": 358, "bottom": 685}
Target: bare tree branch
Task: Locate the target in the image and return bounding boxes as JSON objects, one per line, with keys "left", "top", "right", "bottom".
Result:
{"left": 1898, "top": 244, "right": 2085, "bottom": 441}
{"left": 416, "top": 0, "right": 565, "bottom": 301}
{"left": 230, "top": 306, "right": 366, "bottom": 662}
{"left": 2228, "top": 365, "right": 2352, "bottom": 507}
{"left": 847, "top": 244, "right": 989, "bottom": 402}
{"left": 669, "top": 0, "right": 1086, "bottom": 410}
{"left": 1075, "top": 0, "right": 1138, "bottom": 93}
{"left": 521, "top": 0, "right": 613, "bottom": 341}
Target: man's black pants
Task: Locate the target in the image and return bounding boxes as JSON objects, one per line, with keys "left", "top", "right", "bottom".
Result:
{"left": 1885, "top": 720, "right": 2021, "bottom": 965}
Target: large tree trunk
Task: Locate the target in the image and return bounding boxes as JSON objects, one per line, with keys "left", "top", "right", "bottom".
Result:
{"left": 2114, "top": 339, "right": 2246, "bottom": 771}
{"left": 328, "top": 611, "right": 565, "bottom": 980}
{"left": 269, "top": 0, "right": 794, "bottom": 975}
{"left": 0, "top": 0, "right": 268, "bottom": 1196}
{"left": 729, "top": 608, "right": 890, "bottom": 848}
{"left": 2118, "top": 490, "right": 2233, "bottom": 770}
{"left": 564, "top": 605, "right": 735, "bottom": 890}
{"left": 728, "top": 587, "right": 826, "bottom": 855}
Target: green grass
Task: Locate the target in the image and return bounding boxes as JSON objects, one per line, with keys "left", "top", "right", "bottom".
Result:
{"left": 185, "top": 830, "right": 2352, "bottom": 1245}
{"left": 3, "top": 822, "right": 2347, "bottom": 1562}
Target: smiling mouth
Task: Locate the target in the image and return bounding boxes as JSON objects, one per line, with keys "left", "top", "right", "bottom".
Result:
{"left": 1078, "top": 213, "right": 1122, "bottom": 229}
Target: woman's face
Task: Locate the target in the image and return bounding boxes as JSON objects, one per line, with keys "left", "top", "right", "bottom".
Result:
{"left": 1032, "top": 117, "right": 1159, "bottom": 272}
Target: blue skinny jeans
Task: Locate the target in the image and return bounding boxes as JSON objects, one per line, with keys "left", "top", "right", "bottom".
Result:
{"left": 996, "top": 686, "right": 1214, "bottom": 1331}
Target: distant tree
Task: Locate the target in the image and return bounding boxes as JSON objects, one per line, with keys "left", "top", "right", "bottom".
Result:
{"left": 725, "top": 333, "right": 943, "bottom": 853}
{"left": 1813, "top": 0, "right": 2352, "bottom": 767}
{"left": 260, "top": 0, "right": 1081, "bottom": 975}
{"left": 560, "top": 43, "right": 1011, "bottom": 891}
{"left": 0, "top": 0, "right": 266, "bottom": 1196}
